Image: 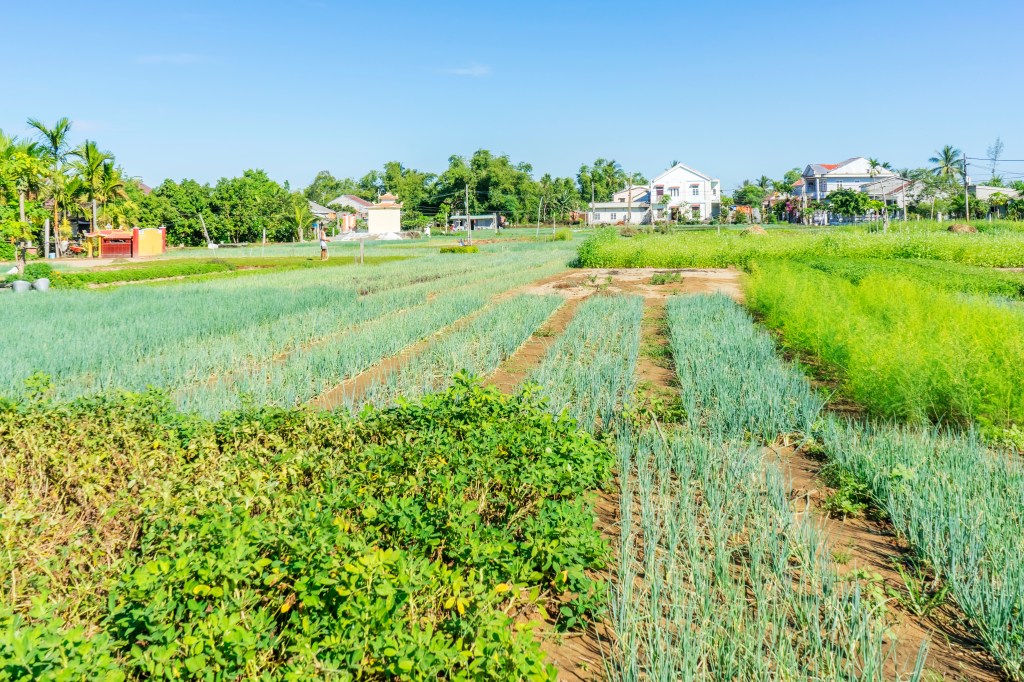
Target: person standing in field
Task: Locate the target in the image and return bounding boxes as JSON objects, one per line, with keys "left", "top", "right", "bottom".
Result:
{"left": 320, "top": 229, "right": 328, "bottom": 261}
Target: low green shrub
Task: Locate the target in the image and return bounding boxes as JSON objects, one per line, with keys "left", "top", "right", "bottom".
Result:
{"left": 440, "top": 245, "right": 479, "bottom": 254}
{"left": 0, "top": 375, "right": 611, "bottom": 680}
{"left": 650, "top": 271, "right": 681, "bottom": 285}
{"left": 548, "top": 228, "right": 572, "bottom": 241}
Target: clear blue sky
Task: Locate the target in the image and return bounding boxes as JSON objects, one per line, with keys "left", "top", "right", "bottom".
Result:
{"left": 2, "top": 0, "right": 1021, "bottom": 190}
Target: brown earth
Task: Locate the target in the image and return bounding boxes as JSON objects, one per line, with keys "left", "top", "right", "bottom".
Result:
{"left": 516, "top": 267, "right": 743, "bottom": 303}
{"left": 774, "top": 446, "right": 1005, "bottom": 682}
{"left": 948, "top": 223, "right": 978, "bottom": 233}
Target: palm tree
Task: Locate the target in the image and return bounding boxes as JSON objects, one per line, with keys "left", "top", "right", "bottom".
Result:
{"left": 71, "top": 140, "right": 113, "bottom": 234}
{"left": 27, "top": 117, "right": 73, "bottom": 238}
{"left": 755, "top": 175, "right": 772, "bottom": 190}
{"left": 288, "top": 193, "right": 315, "bottom": 242}
{"left": 929, "top": 145, "right": 963, "bottom": 183}
{"left": 98, "top": 162, "right": 127, "bottom": 215}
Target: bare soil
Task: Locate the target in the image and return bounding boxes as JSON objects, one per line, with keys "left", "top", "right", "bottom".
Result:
{"left": 774, "top": 446, "right": 1005, "bottom": 681}
{"left": 516, "top": 267, "right": 743, "bottom": 303}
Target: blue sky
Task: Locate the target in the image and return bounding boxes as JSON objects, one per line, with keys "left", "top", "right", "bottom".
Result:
{"left": 2, "top": 0, "right": 1022, "bottom": 190}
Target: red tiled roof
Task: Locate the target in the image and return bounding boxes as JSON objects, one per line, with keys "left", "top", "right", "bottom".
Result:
{"left": 820, "top": 163, "right": 839, "bottom": 170}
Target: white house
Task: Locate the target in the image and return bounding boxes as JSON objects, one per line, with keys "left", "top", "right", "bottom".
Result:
{"left": 366, "top": 193, "right": 402, "bottom": 234}
{"left": 588, "top": 163, "right": 721, "bottom": 224}
{"left": 793, "top": 157, "right": 897, "bottom": 201}
{"left": 649, "top": 163, "right": 721, "bottom": 222}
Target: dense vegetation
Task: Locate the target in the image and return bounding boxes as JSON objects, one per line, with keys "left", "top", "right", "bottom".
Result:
{"left": 575, "top": 226, "right": 1024, "bottom": 269}
{"left": 745, "top": 261, "right": 1024, "bottom": 443}
{"left": 0, "top": 377, "right": 612, "bottom": 680}
{"left": 798, "top": 256, "right": 1024, "bottom": 299}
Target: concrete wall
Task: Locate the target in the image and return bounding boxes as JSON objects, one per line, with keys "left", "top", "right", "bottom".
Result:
{"left": 590, "top": 206, "right": 648, "bottom": 224}
{"left": 367, "top": 207, "right": 401, "bottom": 234}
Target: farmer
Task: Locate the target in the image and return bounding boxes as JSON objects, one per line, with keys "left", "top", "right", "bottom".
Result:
{"left": 320, "top": 230, "right": 328, "bottom": 261}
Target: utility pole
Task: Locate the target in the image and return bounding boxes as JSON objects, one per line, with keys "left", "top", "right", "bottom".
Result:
{"left": 963, "top": 156, "right": 970, "bottom": 222}
{"left": 627, "top": 174, "right": 633, "bottom": 229}
{"left": 536, "top": 198, "right": 543, "bottom": 237}
{"left": 465, "top": 183, "right": 472, "bottom": 245}
{"left": 590, "top": 183, "right": 595, "bottom": 228}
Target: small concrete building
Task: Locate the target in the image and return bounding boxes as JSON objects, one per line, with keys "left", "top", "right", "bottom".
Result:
{"left": 367, "top": 193, "right": 402, "bottom": 234}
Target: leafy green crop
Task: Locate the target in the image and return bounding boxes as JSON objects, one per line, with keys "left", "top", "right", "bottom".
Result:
{"left": 0, "top": 376, "right": 612, "bottom": 680}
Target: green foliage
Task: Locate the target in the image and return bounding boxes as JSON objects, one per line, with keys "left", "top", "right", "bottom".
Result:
{"left": 5, "top": 262, "right": 53, "bottom": 284}
{"left": 650, "top": 271, "right": 681, "bottom": 285}
{"left": 827, "top": 188, "right": 871, "bottom": 217}
{"left": 0, "top": 376, "right": 612, "bottom": 680}
{"left": 548, "top": 228, "right": 572, "bottom": 241}
{"left": 439, "top": 245, "right": 479, "bottom": 253}
{"left": 745, "top": 261, "right": 1024, "bottom": 436}
{"left": 820, "top": 462, "right": 871, "bottom": 519}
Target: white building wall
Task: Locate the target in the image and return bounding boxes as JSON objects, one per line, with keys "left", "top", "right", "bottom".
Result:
{"left": 367, "top": 208, "right": 401, "bottom": 234}
{"left": 650, "top": 167, "right": 717, "bottom": 220}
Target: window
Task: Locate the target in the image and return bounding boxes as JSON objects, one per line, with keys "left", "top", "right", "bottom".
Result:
{"left": 691, "top": 206, "right": 701, "bottom": 218}
{"left": 713, "top": 188, "right": 718, "bottom": 196}
{"left": 655, "top": 185, "right": 664, "bottom": 198}
{"left": 691, "top": 186, "right": 700, "bottom": 196}
{"left": 593, "top": 213, "right": 601, "bottom": 221}
{"left": 669, "top": 187, "right": 680, "bottom": 197}
{"left": 610, "top": 213, "right": 617, "bottom": 221}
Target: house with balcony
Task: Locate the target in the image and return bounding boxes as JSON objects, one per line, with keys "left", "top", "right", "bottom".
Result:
{"left": 588, "top": 162, "right": 721, "bottom": 224}
{"left": 792, "top": 157, "right": 897, "bottom": 202}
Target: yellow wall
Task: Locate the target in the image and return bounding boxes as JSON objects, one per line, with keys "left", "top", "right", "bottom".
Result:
{"left": 136, "top": 228, "right": 164, "bottom": 256}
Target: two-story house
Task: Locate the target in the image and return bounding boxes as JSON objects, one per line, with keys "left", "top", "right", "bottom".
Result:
{"left": 589, "top": 162, "right": 721, "bottom": 224}
{"left": 792, "top": 157, "right": 897, "bottom": 202}
{"left": 648, "top": 163, "right": 721, "bottom": 222}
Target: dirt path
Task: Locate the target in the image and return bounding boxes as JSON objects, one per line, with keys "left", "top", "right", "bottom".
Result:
{"left": 775, "top": 447, "right": 1005, "bottom": 682}
{"left": 516, "top": 267, "right": 743, "bottom": 302}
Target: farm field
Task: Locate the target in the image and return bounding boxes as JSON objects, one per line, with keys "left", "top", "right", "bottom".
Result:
{"left": 2, "top": 229, "right": 1024, "bottom": 681}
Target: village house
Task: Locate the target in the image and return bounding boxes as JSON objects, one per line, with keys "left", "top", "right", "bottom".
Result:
{"left": 588, "top": 163, "right": 721, "bottom": 224}
{"left": 792, "top": 157, "right": 897, "bottom": 201}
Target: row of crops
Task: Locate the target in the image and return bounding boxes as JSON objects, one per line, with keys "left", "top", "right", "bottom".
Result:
{"left": 0, "top": 248, "right": 570, "bottom": 411}
{"left": 647, "top": 292, "right": 1024, "bottom": 679}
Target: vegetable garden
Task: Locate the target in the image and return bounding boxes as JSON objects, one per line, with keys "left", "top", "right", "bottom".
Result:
{"left": 2, "top": 227, "right": 1023, "bottom": 680}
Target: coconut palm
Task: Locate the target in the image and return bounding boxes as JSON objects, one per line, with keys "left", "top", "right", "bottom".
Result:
{"left": 929, "top": 145, "right": 963, "bottom": 183}
{"left": 755, "top": 175, "right": 772, "bottom": 190}
{"left": 71, "top": 140, "right": 114, "bottom": 233}
{"left": 27, "top": 117, "right": 73, "bottom": 235}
